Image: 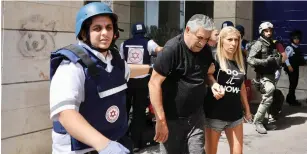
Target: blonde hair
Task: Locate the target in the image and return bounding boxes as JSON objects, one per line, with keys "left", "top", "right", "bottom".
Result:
{"left": 216, "top": 26, "right": 245, "bottom": 74}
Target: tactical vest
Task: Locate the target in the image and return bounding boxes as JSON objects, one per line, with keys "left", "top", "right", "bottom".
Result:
{"left": 254, "top": 39, "right": 280, "bottom": 74}
{"left": 50, "top": 44, "right": 128, "bottom": 151}
{"left": 123, "top": 35, "right": 150, "bottom": 65}
{"left": 289, "top": 45, "right": 304, "bottom": 68}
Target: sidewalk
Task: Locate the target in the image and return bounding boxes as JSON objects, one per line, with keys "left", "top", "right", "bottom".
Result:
{"left": 137, "top": 102, "right": 307, "bottom": 154}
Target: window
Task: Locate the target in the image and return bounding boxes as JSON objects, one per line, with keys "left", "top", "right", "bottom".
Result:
{"left": 144, "top": 1, "right": 185, "bottom": 45}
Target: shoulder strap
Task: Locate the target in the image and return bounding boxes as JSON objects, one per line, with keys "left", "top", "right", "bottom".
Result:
{"left": 109, "top": 46, "right": 125, "bottom": 71}
{"left": 62, "top": 44, "right": 100, "bottom": 76}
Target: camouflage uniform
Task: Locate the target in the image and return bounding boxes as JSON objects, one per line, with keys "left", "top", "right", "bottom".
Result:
{"left": 247, "top": 37, "right": 282, "bottom": 125}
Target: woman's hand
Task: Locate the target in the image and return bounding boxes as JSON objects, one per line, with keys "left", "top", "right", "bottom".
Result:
{"left": 244, "top": 112, "right": 253, "bottom": 123}
{"left": 211, "top": 83, "right": 225, "bottom": 100}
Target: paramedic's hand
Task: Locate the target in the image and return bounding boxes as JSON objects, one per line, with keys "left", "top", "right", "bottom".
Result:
{"left": 288, "top": 65, "right": 294, "bottom": 72}
{"left": 98, "top": 141, "right": 130, "bottom": 154}
{"left": 154, "top": 119, "right": 169, "bottom": 143}
{"left": 211, "top": 82, "right": 225, "bottom": 100}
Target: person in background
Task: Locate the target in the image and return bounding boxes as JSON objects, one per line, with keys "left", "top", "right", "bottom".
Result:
{"left": 284, "top": 30, "right": 306, "bottom": 106}
{"left": 208, "top": 28, "right": 219, "bottom": 59}
{"left": 235, "top": 25, "right": 248, "bottom": 57}
{"left": 119, "top": 23, "right": 163, "bottom": 152}
{"left": 221, "top": 21, "right": 234, "bottom": 29}
{"left": 235, "top": 24, "right": 249, "bottom": 77}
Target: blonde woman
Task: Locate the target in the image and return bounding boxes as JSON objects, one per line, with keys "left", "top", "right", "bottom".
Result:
{"left": 205, "top": 26, "right": 252, "bottom": 154}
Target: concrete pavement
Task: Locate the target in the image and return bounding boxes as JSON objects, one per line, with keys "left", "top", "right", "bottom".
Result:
{"left": 136, "top": 102, "right": 307, "bottom": 154}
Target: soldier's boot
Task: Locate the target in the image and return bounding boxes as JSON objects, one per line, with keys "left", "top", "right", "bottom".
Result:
{"left": 253, "top": 104, "right": 268, "bottom": 134}
{"left": 255, "top": 122, "right": 267, "bottom": 134}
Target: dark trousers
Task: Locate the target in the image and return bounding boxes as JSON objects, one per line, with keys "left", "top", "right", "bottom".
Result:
{"left": 126, "top": 76, "right": 150, "bottom": 148}
{"left": 160, "top": 110, "right": 205, "bottom": 154}
{"left": 86, "top": 135, "right": 134, "bottom": 154}
{"left": 285, "top": 66, "right": 299, "bottom": 101}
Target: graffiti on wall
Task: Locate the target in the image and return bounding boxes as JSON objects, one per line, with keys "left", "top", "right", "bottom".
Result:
{"left": 18, "top": 15, "right": 57, "bottom": 59}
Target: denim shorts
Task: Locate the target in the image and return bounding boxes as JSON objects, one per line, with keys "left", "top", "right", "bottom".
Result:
{"left": 205, "top": 118, "right": 243, "bottom": 132}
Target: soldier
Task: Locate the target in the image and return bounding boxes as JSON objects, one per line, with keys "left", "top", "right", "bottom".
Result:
{"left": 247, "top": 22, "right": 282, "bottom": 134}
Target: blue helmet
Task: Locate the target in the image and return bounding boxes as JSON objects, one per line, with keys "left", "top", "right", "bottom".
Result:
{"left": 235, "top": 25, "right": 245, "bottom": 37}
{"left": 221, "top": 21, "right": 234, "bottom": 29}
{"left": 131, "top": 23, "right": 146, "bottom": 35}
{"left": 75, "top": 2, "right": 118, "bottom": 38}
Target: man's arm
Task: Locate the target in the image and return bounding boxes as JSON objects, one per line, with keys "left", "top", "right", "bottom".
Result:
{"left": 247, "top": 41, "right": 269, "bottom": 67}
{"left": 148, "top": 70, "right": 168, "bottom": 143}
{"left": 148, "top": 70, "right": 166, "bottom": 122}
{"left": 147, "top": 41, "right": 176, "bottom": 143}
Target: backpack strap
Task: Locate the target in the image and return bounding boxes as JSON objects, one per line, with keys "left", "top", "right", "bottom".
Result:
{"left": 60, "top": 44, "right": 100, "bottom": 76}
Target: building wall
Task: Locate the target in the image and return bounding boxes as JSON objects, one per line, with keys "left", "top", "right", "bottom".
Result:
{"left": 213, "top": 1, "right": 253, "bottom": 40}
{"left": 114, "top": 1, "right": 145, "bottom": 48}
{"left": 0, "top": 1, "right": 143, "bottom": 153}
{"left": 1, "top": 1, "right": 83, "bottom": 154}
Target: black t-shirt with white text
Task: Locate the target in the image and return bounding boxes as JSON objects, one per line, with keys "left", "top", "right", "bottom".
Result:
{"left": 154, "top": 34, "right": 213, "bottom": 120}
{"left": 204, "top": 59, "right": 244, "bottom": 121}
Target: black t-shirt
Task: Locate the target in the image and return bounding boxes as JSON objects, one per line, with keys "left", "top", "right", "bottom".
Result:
{"left": 204, "top": 59, "right": 244, "bottom": 121}
{"left": 154, "top": 34, "right": 213, "bottom": 120}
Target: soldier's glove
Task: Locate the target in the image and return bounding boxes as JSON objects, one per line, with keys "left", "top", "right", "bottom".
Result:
{"left": 267, "top": 55, "right": 278, "bottom": 69}
{"left": 99, "top": 141, "right": 130, "bottom": 154}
